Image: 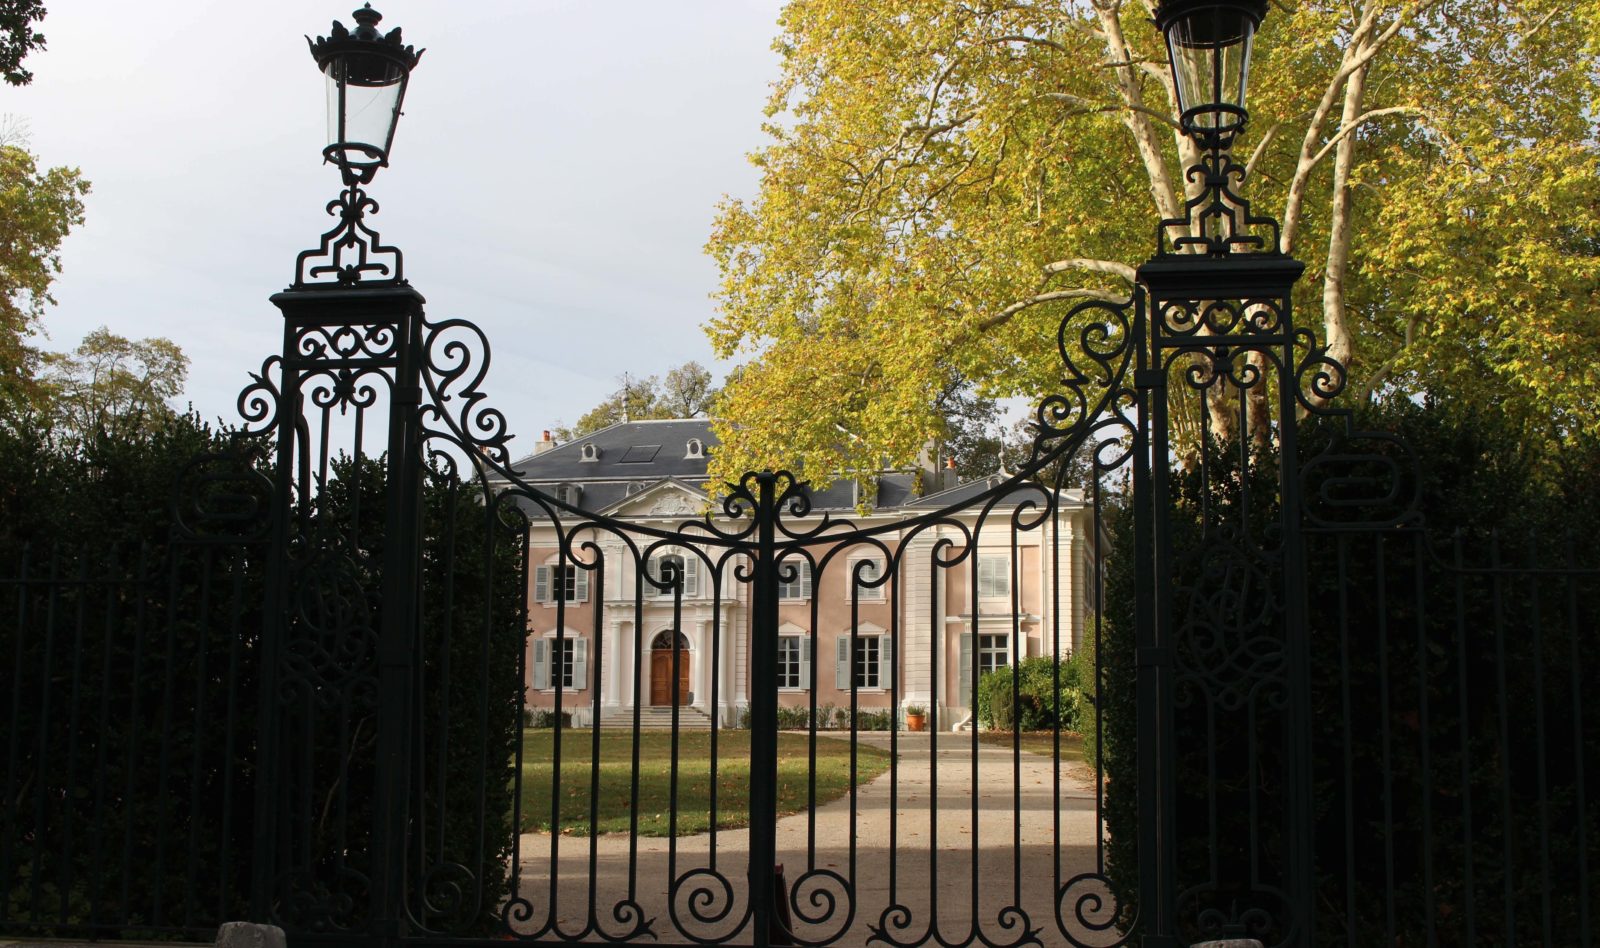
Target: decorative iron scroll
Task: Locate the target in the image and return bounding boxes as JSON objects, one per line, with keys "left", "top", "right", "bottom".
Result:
{"left": 293, "top": 184, "right": 405, "bottom": 287}
{"left": 400, "top": 292, "right": 1141, "bottom": 948}
{"left": 1154, "top": 147, "right": 1282, "bottom": 258}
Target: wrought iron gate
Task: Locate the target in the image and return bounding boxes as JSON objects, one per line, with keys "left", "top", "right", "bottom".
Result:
{"left": 3, "top": 71, "right": 1597, "bottom": 948}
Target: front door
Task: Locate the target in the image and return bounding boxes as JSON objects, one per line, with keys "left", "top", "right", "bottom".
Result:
{"left": 649, "top": 649, "right": 690, "bottom": 706}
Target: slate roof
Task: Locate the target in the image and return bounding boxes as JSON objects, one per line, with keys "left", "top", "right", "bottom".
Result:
{"left": 502, "top": 418, "right": 1023, "bottom": 513}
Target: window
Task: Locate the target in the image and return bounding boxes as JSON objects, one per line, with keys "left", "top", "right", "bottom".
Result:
{"left": 835, "top": 632, "right": 892, "bottom": 690}
{"left": 978, "top": 633, "right": 1010, "bottom": 677}
{"left": 531, "top": 636, "right": 587, "bottom": 690}
{"left": 685, "top": 438, "right": 704, "bottom": 459}
{"left": 978, "top": 556, "right": 1010, "bottom": 599}
{"left": 850, "top": 558, "right": 885, "bottom": 601}
{"left": 555, "top": 483, "right": 582, "bottom": 506}
{"left": 778, "top": 560, "right": 812, "bottom": 600}
{"left": 647, "top": 551, "right": 701, "bottom": 599}
{"left": 855, "top": 636, "right": 880, "bottom": 688}
{"left": 777, "top": 636, "right": 810, "bottom": 689}
{"left": 534, "top": 563, "right": 588, "bottom": 602}
{"left": 580, "top": 443, "right": 599, "bottom": 462}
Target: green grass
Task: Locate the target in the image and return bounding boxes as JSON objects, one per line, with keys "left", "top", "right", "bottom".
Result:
{"left": 975, "top": 730, "right": 1086, "bottom": 762}
{"left": 518, "top": 729, "right": 891, "bottom": 837}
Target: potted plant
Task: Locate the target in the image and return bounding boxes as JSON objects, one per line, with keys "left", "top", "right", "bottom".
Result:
{"left": 905, "top": 703, "right": 927, "bottom": 732}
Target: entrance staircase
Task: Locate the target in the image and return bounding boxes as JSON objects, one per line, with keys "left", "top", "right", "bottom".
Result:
{"left": 597, "top": 705, "right": 715, "bottom": 730}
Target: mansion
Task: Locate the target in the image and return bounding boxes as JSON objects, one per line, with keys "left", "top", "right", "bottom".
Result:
{"left": 500, "top": 419, "right": 1098, "bottom": 729}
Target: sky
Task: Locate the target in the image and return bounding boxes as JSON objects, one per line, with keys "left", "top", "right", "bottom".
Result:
{"left": 9, "top": 0, "right": 786, "bottom": 441}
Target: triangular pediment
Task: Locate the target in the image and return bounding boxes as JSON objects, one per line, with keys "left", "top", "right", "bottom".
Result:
{"left": 598, "top": 478, "right": 710, "bottom": 518}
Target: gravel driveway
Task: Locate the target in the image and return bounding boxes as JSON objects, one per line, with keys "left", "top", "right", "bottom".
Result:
{"left": 510, "top": 731, "right": 1113, "bottom": 946}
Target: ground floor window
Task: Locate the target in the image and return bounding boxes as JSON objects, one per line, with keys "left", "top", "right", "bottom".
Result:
{"left": 978, "top": 633, "right": 1009, "bottom": 677}
{"left": 835, "top": 633, "right": 891, "bottom": 690}
{"left": 854, "top": 636, "right": 880, "bottom": 688}
{"left": 532, "top": 636, "right": 587, "bottom": 690}
{"left": 777, "top": 635, "right": 809, "bottom": 688}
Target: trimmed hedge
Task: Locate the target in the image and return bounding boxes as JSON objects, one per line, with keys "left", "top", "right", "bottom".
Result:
{"left": 1100, "top": 397, "right": 1600, "bottom": 945}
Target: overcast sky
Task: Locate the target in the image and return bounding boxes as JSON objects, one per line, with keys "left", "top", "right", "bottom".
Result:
{"left": 10, "top": 0, "right": 785, "bottom": 440}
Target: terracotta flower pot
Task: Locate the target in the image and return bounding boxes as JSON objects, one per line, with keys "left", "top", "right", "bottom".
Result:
{"left": 906, "top": 713, "right": 927, "bottom": 732}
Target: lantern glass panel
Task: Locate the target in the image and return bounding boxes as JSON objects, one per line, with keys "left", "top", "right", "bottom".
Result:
{"left": 323, "top": 52, "right": 406, "bottom": 168}
{"left": 1166, "top": 6, "right": 1255, "bottom": 131}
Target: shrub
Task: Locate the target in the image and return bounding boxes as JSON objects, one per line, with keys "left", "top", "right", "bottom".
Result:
{"left": 1099, "top": 396, "right": 1600, "bottom": 945}
{"left": 975, "top": 656, "right": 1085, "bottom": 732}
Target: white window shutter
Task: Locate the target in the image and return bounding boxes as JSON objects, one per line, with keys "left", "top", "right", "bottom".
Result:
{"left": 835, "top": 636, "right": 851, "bottom": 690}
{"left": 534, "top": 566, "right": 550, "bottom": 603}
{"left": 572, "top": 638, "right": 588, "bottom": 690}
{"left": 801, "top": 561, "right": 813, "bottom": 599}
{"left": 532, "top": 639, "right": 549, "bottom": 690}
{"left": 574, "top": 567, "right": 589, "bottom": 602}
{"left": 881, "top": 634, "right": 893, "bottom": 688}
{"left": 685, "top": 558, "right": 700, "bottom": 598}
{"left": 800, "top": 637, "right": 812, "bottom": 689}
{"left": 958, "top": 632, "right": 973, "bottom": 706}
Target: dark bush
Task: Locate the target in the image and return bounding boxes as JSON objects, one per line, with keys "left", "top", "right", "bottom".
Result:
{"left": 1100, "top": 396, "right": 1600, "bottom": 945}
{"left": 0, "top": 415, "right": 525, "bottom": 939}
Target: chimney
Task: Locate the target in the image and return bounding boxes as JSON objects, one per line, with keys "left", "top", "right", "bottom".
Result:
{"left": 533, "top": 429, "right": 557, "bottom": 456}
{"left": 943, "top": 455, "right": 958, "bottom": 491}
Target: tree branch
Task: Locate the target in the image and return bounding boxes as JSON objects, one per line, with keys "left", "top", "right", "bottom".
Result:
{"left": 1305, "top": 105, "right": 1432, "bottom": 168}
{"left": 977, "top": 289, "right": 1125, "bottom": 331}
{"left": 1042, "top": 257, "right": 1138, "bottom": 283}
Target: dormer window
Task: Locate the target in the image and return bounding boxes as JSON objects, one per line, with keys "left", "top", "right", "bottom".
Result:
{"left": 580, "top": 443, "right": 600, "bottom": 462}
{"left": 555, "top": 483, "right": 582, "bottom": 506}
{"left": 685, "top": 438, "right": 704, "bottom": 459}
{"left": 626, "top": 482, "right": 644, "bottom": 496}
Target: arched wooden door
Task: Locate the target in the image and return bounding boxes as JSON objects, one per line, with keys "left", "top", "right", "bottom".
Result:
{"left": 649, "top": 630, "right": 690, "bottom": 706}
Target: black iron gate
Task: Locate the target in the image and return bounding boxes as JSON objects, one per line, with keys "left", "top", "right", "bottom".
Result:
{"left": 4, "top": 18, "right": 1598, "bottom": 948}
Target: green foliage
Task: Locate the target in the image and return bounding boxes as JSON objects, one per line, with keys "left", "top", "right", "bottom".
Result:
{"left": 0, "top": 416, "right": 524, "bottom": 938}
{"left": 705, "top": 0, "right": 1600, "bottom": 486}
{"left": 553, "top": 361, "right": 719, "bottom": 441}
{"left": 974, "top": 656, "right": 1088, "bottom": 734}
{"left": 0, "top": 0, "right": 46, "bottom": 86}
{"left": 1099, "top": 396, "right": 1600, "bottom": 943}
{"left": 0, "top": 143, "right": 89, "bottom": 415}
{"left": 37, "top": 327, "right": 189, "bottom": 443}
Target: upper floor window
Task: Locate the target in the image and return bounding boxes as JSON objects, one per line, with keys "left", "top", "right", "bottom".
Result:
{"left": 850, "top": 557, "right": 885, "bottom": 601}
{"left": 647, "top": 551, "right": 702, "bottom": 599}
{"left": 580, "top": 443, "right": 600, "bottom": 462}
{"left": 555, "top": 482, "right": 582, "bottom": 506}
{"left": 778, "top": 560, "right": 813, "bottom": 600}
{"left": 685, "top": 438, "right": 704, "bottom": 459}
{"left": 534, "top": 563, "right": 589, "bottom": 603}
{"left": 977, "top": 555, "right": 1010, "bottom": 599}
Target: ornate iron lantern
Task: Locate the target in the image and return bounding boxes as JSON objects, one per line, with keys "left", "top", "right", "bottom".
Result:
{"left": 308, "top": 4, "right": 423, "bottom": 186}
{"left": 1154, "top": 0, "right": 1267, "bottom": 147}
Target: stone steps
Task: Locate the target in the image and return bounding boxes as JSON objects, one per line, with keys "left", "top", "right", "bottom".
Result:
{"left": 597, "top": 705, "right": 715, "bottom": 730}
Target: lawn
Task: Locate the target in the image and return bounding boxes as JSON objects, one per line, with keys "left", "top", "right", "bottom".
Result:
{"left": 518, "top": 729, "right": 891, "bottom": 837}
{"left": 974, "top": 730, "right": 1086, "bottom": 762}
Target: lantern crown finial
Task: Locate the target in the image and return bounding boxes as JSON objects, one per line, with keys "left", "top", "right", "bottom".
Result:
{"left": 307, "top": 5, "right": 423, "bottom": 76}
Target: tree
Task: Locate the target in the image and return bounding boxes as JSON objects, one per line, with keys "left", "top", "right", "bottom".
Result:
{"left": 0, "top": 141, "right": 90, "bottom": 414}
{"left": 0, "top": 0, "right": 46, "bottom": 86}
{"left": 38, "top": 326, "right": 189, "bottom": 441}
{"left": 705, "top": 0, "right": 1600, "bottom": 489}
{"left": 554, "top": 361, "right": 720, "bottom": 440}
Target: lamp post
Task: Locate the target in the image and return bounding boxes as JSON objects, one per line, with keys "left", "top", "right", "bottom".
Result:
{"left": 253, "top": 8, "right": 429, "bottom": 942}
{"left": 1133, "top": 2, "right": 1315, "bottom": 945}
